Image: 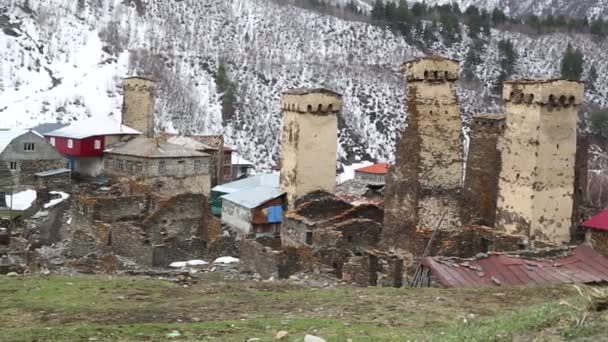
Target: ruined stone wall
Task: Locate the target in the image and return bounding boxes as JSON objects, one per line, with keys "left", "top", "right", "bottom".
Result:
{"left": 144, "top": 193, "right": 209, "bottom": 243}
{"left": 122, "top": 77, "right": 156, "bottom": 137}
{"left": 239, "top": 239, "right": 294, "bottom": 279}
{"left": 383, "top": 56, "right": 463, "bottom": 253}
{"left": 462, "top": 115, "right": 505, "bottom": 226}
{"left": 281, "top": 216, "right": 313, "bottom": 247}
{"left": 110, "top": 222, "right": 154, "bottom": 265}
{"left": 586, "top": 229, "right": 608, "bottom": 257}
{"left": 496, "top": 80, "right": 584, "bottom": 245}
{"left": 36, "top": 172, "right": 71, "bottom": 191}
{"left": 14, "top": 160, "right": 67, "bottom": 186}
{"left": 280, "top": 91, "right": 341, "bottom": 208}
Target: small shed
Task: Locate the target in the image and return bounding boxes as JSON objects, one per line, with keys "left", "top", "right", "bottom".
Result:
{"left": 220, "top": 186, "right": 286, "bottom": 237}
{"left": 211, "top": 173, "right": 279, "bottom": 216}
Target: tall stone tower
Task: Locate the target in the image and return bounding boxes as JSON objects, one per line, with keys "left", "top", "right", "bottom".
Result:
{"left": 462, "top": 114, "right": 505, "bottom": 227}
{"left": 382, "top": 56, "right": 464, "bottom": 252}
{"left": 495, "top": 79, "right": 584, "bottom": 245}
{"left": 122, "top": 76, "right": 156, "bottom": 138}
{"left": 280, "top": 88, "right": 341, "bottom": 209}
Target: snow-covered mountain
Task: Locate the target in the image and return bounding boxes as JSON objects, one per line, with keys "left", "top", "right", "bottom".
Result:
{"left": 1, "top": 0, "right": 607, "bottom": 171}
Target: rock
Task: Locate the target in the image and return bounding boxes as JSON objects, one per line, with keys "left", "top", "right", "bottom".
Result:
{"left": 275, "top": 331, "right": 289, "bottom": 340}
{"left": 6, "top": 272, "right": 19, "bottom": 277}
{"left": 166, "top": 330, "right": 182, "bottom": 338}
{"left": 304, "top": 335, "right": 326, "bottom": 342}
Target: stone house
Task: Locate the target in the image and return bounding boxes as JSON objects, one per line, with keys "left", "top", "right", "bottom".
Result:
{"left": 0, "top": 129, "right": 68, "bottom": 187}
{"left": 211, "top": 173, "right": 279, "bottom": 216}
{"left": 103, "top": 136, "right": 212, "bottom": 195}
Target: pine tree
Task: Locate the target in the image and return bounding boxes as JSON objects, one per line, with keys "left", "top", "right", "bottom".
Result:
{"left": 384, "top": 1, "right": 397, "bottom": 21}
{"left": 496, "top": 39, "right": 517, "bottom": 92}
{"left": 396, "top": 0, "right": 410, "bottom": 23}
{"left": 588, "top": 65, "right": 598, "bottom": 92}
{"left": 216, "top": 63, "right": 237, "bottom": 123}
{"left": 371, "top": 0, "right": 385, "bottom": 21}
{"left": 590, "top": 111, "right": 608, "bottom": 138}
{"left": 411, "top": 2, "right": 426, "bottom": 18}
{"left": 491, "top": 8, "right": 507, "bottom": 25}
{"left": 463, "top": 40, "right": 483, "bottom": 81}
{"left": 560, "top": 43, "right": 584, "bottom": 81}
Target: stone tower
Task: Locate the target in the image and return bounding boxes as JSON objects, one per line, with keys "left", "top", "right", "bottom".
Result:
{"left": 382, "top": 56, "right": 464, "bottom": 252}
{"left": 495, "top": 79, "right": 584, "bottom": 245}
{"left": 462, "top": 114, "right": 505, "bottom": 227}
{"left": 280, "top": 88, "right": 341, "bottom": 209}
{"left": 122, "top": 76, "right": 156, "bottom": 138}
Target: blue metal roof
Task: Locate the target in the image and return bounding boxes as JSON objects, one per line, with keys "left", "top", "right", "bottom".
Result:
{"left": 212, "top": 173, "right": 279, "bottom": 194}
{"left": 220, "top": 186, "right": 285, "bottom": 209}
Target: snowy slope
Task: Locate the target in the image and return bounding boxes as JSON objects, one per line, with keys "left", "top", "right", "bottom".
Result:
{"left": 0, "top": 0, "right": 607, "bottom": 172}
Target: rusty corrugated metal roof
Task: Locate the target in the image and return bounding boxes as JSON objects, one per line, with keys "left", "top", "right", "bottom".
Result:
{"left": 422, "top": 245, "right": 608, "bottom": 288}
{"left": 582, "top": 208, "right": 608, "bottom": 231}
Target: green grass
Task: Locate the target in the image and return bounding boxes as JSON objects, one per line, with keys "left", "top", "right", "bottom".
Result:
{"left": 0, "top": 275, "right": 605, "bottom": 341}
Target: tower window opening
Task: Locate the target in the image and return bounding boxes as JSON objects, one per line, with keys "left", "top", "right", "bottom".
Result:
{"left": 317, "top": 104, "right": 323, "bottom": 112}
{"left": 307, "top": 105, "right": 312, "bottom": 112}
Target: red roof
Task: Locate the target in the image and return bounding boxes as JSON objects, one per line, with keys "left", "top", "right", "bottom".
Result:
{"left": 355, "top": 163, "right": 389, "bottom": 174}
{"left": 582, "top": 209, "right": 608, "bottom": 231}
{"left": 422, "top": 245, "right": 608, "bottom": 288}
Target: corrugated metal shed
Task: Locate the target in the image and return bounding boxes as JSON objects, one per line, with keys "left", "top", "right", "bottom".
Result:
{"left": 221, "top": 186, "right": 285, "bottom": 209}
{"left": 422, "top": 245, "right": 608, "bottom": 288}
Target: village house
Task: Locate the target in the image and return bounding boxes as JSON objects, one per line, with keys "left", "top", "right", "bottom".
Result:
{"left": 44, "top": 117, "right": 140, "bottom": 178}
{"left": 103, "top": 136, "right": 212, "bottom": 196}
{"left": 0, "top": 128, "right": 69, "bottom": 188}
{"left": 354, "top": 163, "right": 389, "bottom": 185}
{"left": 229, "top": 149, "right": 255, "bottom": 181}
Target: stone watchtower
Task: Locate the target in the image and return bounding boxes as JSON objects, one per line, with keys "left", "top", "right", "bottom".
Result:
{"left": 495, "top": 80, "right": 585, "bottom": 245}
{"left": 382, "top": 56, "right": 464, "bottom": 252}
{"left": 280, "top": 88, "right": 341, "bottom": 209}
{"left": 462, "top": 114, "right": 506, "bottom": 227}
{"left": 122, "top": 76, "right": 156, "bottom": 138}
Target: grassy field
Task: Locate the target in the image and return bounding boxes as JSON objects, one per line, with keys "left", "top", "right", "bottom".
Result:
{"left": 0, "top": 273, "right": 606, "bottom": 341}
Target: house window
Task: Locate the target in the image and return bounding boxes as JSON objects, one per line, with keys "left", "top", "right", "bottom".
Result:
{"left": 117, "top": 159, "right": 124, "bottom": 170}
{"left": 223, "top": 165, "right": 232, "bottom": 177}
{"left": 94, "top": 140, "right": 101, "bottom": 150}
{"left": 49, "top": 137, "right": 56, "bottom": 146}
{"left": 306, "top": 231, "right": 313, "bottom": 245}
{"left": 24, "top": 143, "right": 35, "bottom": 151}
{"left": 135, "top": 162, "right": 143, "bottom": 173}
{"left": 126, "top": 161, "right": 133, "bottom": 173}
{"left": 0, "top": 192, "right": 5, "bottom": 207}
{"left": 194, "top": 160, "right": 202, "bottom": 172}
{"left": 159, "top": 161, "right": 166, "bottom": 174}
{"left": 9, "top": 161, "right": 17, "bottom": 171}
{"left": 67, "top": 139, "right": 74, "bottom": 149}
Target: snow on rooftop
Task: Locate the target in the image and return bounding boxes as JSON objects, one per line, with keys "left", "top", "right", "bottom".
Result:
{"left": 0, "top": 128, "right": 44, "bottom": 154}
{"left": 231, "top": 151, "right": 254, "bottom": 166}
{"left": 4, "top": 190, "right": 37, "bottom": 211}
{"left": 45, "top": 116, "right": 141, "bottom": 139}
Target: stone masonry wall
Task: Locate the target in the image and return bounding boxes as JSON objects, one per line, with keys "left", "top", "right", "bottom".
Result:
{"left": 383, "top": 56, "right": 464, "bottom": 254}
{"left": 462, "top": 115, "right": 505, "bottom": 226}
{"left": 496, "top": 80, "right": 584, "bottom": 245}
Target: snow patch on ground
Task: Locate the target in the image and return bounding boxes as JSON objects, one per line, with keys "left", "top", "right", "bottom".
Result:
{"left": 213, "top": 256, "right": 240, "bottom": 264}
{"left": 44, "top": 191, "right": 70, "bottom": 209}
{"left": 337, "top": 161, "right": 373, "bottom": 184}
